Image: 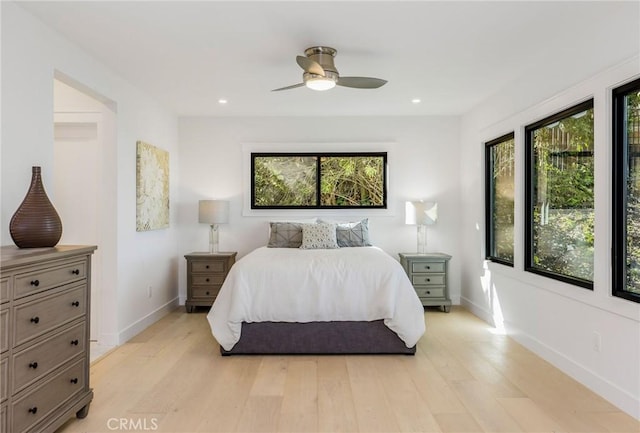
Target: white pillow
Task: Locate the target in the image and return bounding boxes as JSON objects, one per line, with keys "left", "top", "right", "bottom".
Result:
{"left": 300, "top": 222, "right": 339, "bottom": 249}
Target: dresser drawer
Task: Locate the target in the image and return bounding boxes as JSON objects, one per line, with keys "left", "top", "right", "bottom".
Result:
{"left": 0, "top": 308, "right": 8, "bottom": 353}
{"left": 192, "top": 275, "right": 225, "bottom": 286}
{"left": 0, "top": 277, "right": 9, "bottom": 304}
{"left": 11, "top": 358, "right": 85, "bottom": 433}
{"left": 14, "top": 260, "right": 86, "bottom": 299}
{"left": 13, "top": 322, "right": 85, "bottom": 393}
{"left": 1, "top": 357, "right": 7, "bottom": 403}
{"left": 13, "top": 285, "right": 86, "bottom": 347}
{"left": 411, "top": 261, "right": 445, "bottom": 273}
{"left": 191, "top": 286, "right": 219, "bottom": 299}
{"left": 411, "top": 274, "right": 445, "bottom": 286}
{"left": 191, "top": 261, "right": 225, "bottom": 273}
{"left": 415, "top": 287, "right": 445, "bottom": 298}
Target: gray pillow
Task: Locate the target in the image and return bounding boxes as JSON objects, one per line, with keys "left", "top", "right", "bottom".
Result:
{"left": 267, "top": 222, "right": 304, "bottom": 248}
{"left": 320, "top": 218, "right": 372, "bottom": 247}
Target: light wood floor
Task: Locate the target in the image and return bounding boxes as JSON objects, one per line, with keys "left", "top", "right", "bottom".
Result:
{"left": 57, "top": 307, "right": 639, "bottom": 433}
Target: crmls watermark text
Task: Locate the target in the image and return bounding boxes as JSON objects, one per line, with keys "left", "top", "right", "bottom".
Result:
{"left": 107, "top": 417, "right": 159, "bottom": 431}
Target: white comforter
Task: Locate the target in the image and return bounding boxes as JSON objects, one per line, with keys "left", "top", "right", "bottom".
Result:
{"left": 207, "top": 246, "right": 426, "bottom": 351}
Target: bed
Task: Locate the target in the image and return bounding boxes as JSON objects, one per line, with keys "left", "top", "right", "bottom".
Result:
{"left": 206, "top": 220, "right": 426, "bottom": 355}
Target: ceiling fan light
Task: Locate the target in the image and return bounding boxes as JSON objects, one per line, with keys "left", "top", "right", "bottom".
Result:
{"left": 305, "top": 77, "right": 336, "bottom": 91}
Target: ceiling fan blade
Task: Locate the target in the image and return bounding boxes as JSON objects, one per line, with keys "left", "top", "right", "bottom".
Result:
{"left": 272, "top": 83, "right": 305, "bottom": 92}
{"left": 296, "top": 56, "right": 325, "bottom": 76}
{"left": 336, "top": 76, "right": 387, "bottom": 89}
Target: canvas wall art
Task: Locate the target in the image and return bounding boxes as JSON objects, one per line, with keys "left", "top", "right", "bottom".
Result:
{"left": 136, "top": 140, "right": 169, "bottom": 231}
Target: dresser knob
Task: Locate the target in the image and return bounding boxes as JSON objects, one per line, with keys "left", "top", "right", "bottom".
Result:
{"left": 72, "top": 269, "right": 80, "bottom": 275}
{"left": 426, "top": 266, "right": 431, "bottom": 269}
{"left": 28, "top": 407, "right": 38, "bottom": 414}
{"left": 205, "top": 278, "right": 210, "bottom": 282}
{"left": 71, "top": 339, "right": 79, "bottom": 346}
{"left": 29, "top": 362, "right": 38, "bottom": 369}
{"left": 206, "top": 291, "right": 210, "bottom": 295}
{"left": 426, "top": 291, "right": 431, "bottom": 295}
{"left": 71, "top": 301, "right": 80, "bottom": 307}
{"left": 426, "top": 278, "right": 431, "bottom": 282}
{"left": 205, "top": 265, "right": 210, "bottom": 269}
{"left": 30, "top": 317, "right": 40, "bottom": 324}
{"left": 70, "top": 378, "right": 79, "bottom": 384}
{"left": 30, "top": 279, "right": 40, "bottom": 287}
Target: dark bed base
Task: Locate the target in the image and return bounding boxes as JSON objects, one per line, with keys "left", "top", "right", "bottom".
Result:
{"left": 220, "top": 320, "right": 416, "bottom": 355}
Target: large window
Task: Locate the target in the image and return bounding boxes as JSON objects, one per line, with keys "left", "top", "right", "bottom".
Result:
{"left": 485, "top": 133, "right": 515, "bottom": 265}
{"left": 251, "top": 152, "right": 387, "bottom": 209}
{"left": 525, "top": 100, "right": 594, "bottom": 289}
{"left": 613, "top": 77, "right": 640, "bottom": 303}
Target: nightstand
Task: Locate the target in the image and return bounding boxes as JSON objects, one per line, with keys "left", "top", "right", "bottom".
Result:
{"left": 184, "top": 252, "right": 236, "bottom": 313}
{"left": 399, "top": 252, "right": 452, "bottom": 312}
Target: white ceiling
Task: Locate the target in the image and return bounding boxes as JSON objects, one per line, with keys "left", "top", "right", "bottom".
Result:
{"left": 17, "top": 1, "right": 640, "bottom": 117}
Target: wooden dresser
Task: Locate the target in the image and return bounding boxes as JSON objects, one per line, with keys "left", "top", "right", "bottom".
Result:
{"left": 0, "top": 245, "right": 96, "bottom": 433}
{"left": 184, "top": 252, "right": 236, "bottom": 313}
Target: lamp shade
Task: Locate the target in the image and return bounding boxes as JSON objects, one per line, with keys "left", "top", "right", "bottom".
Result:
{"left": 198, "top": 200, "right": 229, "bottom": 224}
{"left": 405, "top": 201, "right": 438, "bottom": 225}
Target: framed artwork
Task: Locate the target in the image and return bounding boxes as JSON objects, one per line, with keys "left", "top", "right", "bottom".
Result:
{"left": 136, "top": 140, "right": 169, "bottom": 231}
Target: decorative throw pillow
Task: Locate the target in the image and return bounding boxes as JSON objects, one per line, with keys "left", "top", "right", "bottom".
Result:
{"left": 267, "top": 222, "right": 305, "bottom": 248}
{"left": 319, "top": 218, "right": 372, "bottom": 247}
{"left": 337, "top": 218, "right": 372, "bottom": 247}
{"left": 300, "top": 222, "right": 339, "bottom": 249}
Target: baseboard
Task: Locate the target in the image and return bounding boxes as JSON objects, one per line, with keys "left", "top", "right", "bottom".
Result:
{"left": 117, "top": 297, "right": 180, "bottom": 345}
{"left": 460, "top": 296, "right": 639, "bottom": 420}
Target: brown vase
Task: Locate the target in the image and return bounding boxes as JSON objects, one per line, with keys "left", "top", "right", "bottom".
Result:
{"left": 9, "top": 166, "right": 63, "bottom": 248}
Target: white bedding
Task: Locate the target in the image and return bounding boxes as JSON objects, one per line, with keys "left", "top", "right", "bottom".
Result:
{"left": 207, "top": 246, "right": 426, "bottom": 351}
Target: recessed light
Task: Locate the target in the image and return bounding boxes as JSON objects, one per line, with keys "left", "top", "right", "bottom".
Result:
{"left": 218, "top": 99, "right": 228, "bottom": 105}
{"left": 411, "top": 98, "right": 421, "bottom": 104}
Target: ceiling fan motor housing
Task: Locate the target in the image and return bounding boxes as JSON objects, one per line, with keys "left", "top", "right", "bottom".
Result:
{"left": 304, "top": 46, "right": 338, "bottom": 73}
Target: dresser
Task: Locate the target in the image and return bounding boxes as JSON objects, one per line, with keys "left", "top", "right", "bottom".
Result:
{"left": 399, "top": 252, "right": 452, "bottom": 312}
{"left": 0, "top": 245, "right": 96, "bottom": 433}
{"left": 184, "top": 252, "right": 236, "bottom": 313}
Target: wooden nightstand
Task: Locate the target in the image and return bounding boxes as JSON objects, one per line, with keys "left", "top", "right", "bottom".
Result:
{"left": 399, "top": 252, "right": 452, "bottom": 312}
{"left": 184, "top": 252, "right": 236, "bottom": 313}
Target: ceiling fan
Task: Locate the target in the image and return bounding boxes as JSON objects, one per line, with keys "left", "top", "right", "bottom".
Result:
{"left": 272, "top": 46, "right": 387, "bottom": 92}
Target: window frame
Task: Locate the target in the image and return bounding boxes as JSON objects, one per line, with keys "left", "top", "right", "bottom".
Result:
{"left": 250, "top": 151, "right": 388, "bottom": 210}
{"left": 612, "top": 77, "right": 640, "bottom": 303}
{"left": 524, "top": 99, "right": 595, "bottom": 289}
{"left": 485, "top": 132, "right": 515, "bottom": 267}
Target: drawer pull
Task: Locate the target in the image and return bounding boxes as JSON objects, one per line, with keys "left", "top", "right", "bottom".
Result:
{"left": 426, "top": 266, "right": 431, "bottom": 269}
{"left": 29, "top": 362, "right": 38, "bottom": 369}
{"left": 72, "top": 269, "right": 80, "bottom": 275}
{"left": 30, "top": 279, "right": 40, "bottom": 287}
{"left": 70, "top": 378, "right": 79, "bottom": 384}
{"left": 205, "top": 265, "right": 210, "bottom": 269}
{"left": 71, "top": 339, "right": 79, "bottom": 346}
{"left": 30, "top": 316, "right": 40, "bottom": 324}
{"left": 28, "top": 407, "right": 38, "bottom": 414}
{"left": 71, "top": 301, "right": 80, "bottom": 307}
{"left": 426, "top": 278, "right": 431, "bottom": 282}
{"left": 205, "top": 278, "right": 210, "bottom": 282}
{"left": 426, "top": 291, "right": 431, "bottom": 295}
{"left": 206, "top": 291, "right": 210, "bottom": 295}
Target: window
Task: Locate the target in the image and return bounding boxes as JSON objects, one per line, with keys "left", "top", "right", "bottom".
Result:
{"left": 525, "top": 100, "right": 594, "bottom": 289}
{"left": 613, "top": 77, "right": 640, "bottom": 303}
{"left": 251, "top": 152, "right": 387, "bottom": 209}
{"left": 485, "top": 133, "right": 515, "bottom": 265}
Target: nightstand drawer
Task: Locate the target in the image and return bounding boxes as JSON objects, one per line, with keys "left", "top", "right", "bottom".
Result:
{"left": 192, "top": 275, "right": 225, "bottom": 286}
{"left": 415, "top": 287, "right": 445, "bottom": 298}
{"left": 192, "top": 287, "right": 219, "bottom": 299}
{"left": 411, "top": 262, "right": 445, "bottom": 273}
{"left": 411, "top": 274, "right": 445, "bottom": 286}
{"left": 191, "top": 261, "right": 225, "bottom": 273}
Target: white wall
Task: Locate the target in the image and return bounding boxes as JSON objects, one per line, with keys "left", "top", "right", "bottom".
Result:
{"left": 177, "top": 116, "right": 462, "bottom": 306}
{"left": 1, "top": 2, "right": 180, "bottom": 345}
{"left": 459, "top": 56, "right": 640, "bottom": 418}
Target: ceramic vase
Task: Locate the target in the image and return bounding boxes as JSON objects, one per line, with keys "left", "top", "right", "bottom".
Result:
{"left": 9, "top": 166, "right": 63, "bottom": 248}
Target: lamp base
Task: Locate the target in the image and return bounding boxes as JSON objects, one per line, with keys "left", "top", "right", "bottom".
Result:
{"left": 417, "top": 225, "right": 427, "bottom": 254}
{"left": 209, "top": 224, "right": 219, "bottom": 253}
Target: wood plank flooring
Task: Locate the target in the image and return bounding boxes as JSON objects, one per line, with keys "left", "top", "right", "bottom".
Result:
{"left": 57, "top": 307, "right": 639, "bottom": 433}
